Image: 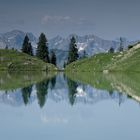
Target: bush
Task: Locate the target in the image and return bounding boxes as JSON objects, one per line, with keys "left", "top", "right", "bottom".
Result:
{"left": 128, "top": 45, "right": 133, "bottom": 50}
{"left": 108, "top": 47, "right": 114, "bottom": 53}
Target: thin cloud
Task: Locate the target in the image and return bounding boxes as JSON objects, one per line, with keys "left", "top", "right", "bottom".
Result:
{"left": 41, "top": 115, "right": 69, "bottom": 124}
{"left": 41, "top": 15, "right": 89, "bottom": 25}
{"left": 41, "top": 15, "right": 71, "bottom": 24}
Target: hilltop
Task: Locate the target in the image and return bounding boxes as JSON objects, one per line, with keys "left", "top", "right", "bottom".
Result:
{"left": 0, "top": 49, "right": 57, "bottom": 71}
{"left": 65, "top": 43, "right": 140, "bottom": 72}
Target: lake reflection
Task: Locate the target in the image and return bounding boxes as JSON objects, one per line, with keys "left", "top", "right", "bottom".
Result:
{"left": 0, "top": 73, "right": 129, "bottom": 107}
{"left": 0, "top": 72, "right": 140, "bottom": 140}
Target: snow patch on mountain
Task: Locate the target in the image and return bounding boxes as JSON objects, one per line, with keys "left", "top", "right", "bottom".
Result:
{"left": 77, "top": 42, "right": 87, "bottom": 52}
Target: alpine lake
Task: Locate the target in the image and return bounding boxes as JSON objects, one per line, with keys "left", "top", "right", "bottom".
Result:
{"left": 0, "top": 71, "right": 140, "bottom": 140}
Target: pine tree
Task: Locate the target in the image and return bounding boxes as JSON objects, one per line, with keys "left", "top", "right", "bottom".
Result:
{"left": 108, "top": 47, "right": 114, "bottom": 53}
{"left": 36, "top": 33, "right": 50, "bottom": 63}
{"left": 67, "top": 36, "right": 79, "bottom": 64}
{"left": 22, "top": 35, "right": 29, "bottom": 53}
{"left": 50, "top": 50, "right": 57, "bottom": 66}
{"left": 28, "top": 43, "right": 33, "bottom": 56}
{"left": 21, "top": 35, "right": 33, "bottom": 56}
{"left": 5, "top": 45, "right": 8, "bottom": 50}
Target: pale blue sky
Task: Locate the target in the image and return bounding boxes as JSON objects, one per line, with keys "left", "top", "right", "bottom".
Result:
{"left": 0, "top": 0, "right": 140, "bottom": 40}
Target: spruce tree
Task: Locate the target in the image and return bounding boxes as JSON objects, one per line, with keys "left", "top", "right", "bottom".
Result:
{"left": 28, "top": 42, "right": 33, "bottom": 56}
{"left": 67, "top": 36, "right": 79, "bottom": 64}
{"left": 36, "top": 33, "right": 50, "bottom": 63}
{"left": 108, "top": 47, "right": 114, "bottom": 53}
{"left": 22, "top": 35, "right": 29, "bottom": 54}
{"left": 50, "top": 50, "right": 57, "bottom": 66}
{"left": 22, "top": 35, "right": 33, "bottom": 56}
{"left": 5, "top": 45, "right": 8, "bottom": 50}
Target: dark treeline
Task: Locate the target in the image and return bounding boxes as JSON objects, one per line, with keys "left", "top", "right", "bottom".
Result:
{"left": 3, "top": 34, "right": 82, "bottom": 69}
{"left": 21, "top": 33, "right": 79, "bottom": 68}
{"left": 21, "top": 33, "right": 57, "bottom": 66}
{"left": 21, "top": 33, "right": 127, "bottom": 68}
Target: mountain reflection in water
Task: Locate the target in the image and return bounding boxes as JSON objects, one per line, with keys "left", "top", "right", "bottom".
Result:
{"left": 0, "top": 73, "right": 135, "bottom": 107}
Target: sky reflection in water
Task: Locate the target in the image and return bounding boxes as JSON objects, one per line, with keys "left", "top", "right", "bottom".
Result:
{"left": 0, "top": 73, "right": 140, "bottom": 140}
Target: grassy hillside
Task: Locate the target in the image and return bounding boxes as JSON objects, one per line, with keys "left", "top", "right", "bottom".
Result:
{"left": 65, "top": 53, "right": 119, "bottom": 72}
{"left": 107, "top": 44, "right": 140, "bottom": 72}
{"left": 65, "top": 43, "right": 140, "bottom": 72}
{"left": 0, "top": 49, "right": 57, "bottom": 71}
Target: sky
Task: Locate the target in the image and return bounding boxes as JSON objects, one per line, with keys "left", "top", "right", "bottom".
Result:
{"left": 0, "top": 0, "right": 140, "bottom": 40}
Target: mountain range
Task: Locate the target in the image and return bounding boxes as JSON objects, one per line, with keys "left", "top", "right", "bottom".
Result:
{"left": 0, "top": 30, "right": 134, "bottom": 67}
{"left": 0, "top": 30, "right": 36, "bottom": 50}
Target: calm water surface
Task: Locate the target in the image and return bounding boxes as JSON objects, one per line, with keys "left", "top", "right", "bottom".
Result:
{"left": 0, "top": 72, "right": 140, "bottom": 140}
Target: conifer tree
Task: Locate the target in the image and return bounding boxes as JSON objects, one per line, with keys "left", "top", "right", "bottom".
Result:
{"left": 5, "top": 45, "right": 8, "bottom": 50}
{"left": 50, "top": 50, "right": 57, "bottom": 66}
{"left": 28, "top": 42, "right": 33, "bottom": 56}
{"left": 22, "top": 35, "right": 29, "bottom": 53}
{"left": 22, "top": 35, "right": 33, "bottom": 56}
{"left": 108, "top": 47, "right": 114, "bottom": 53}
{"left": 67, "top": 36, "right": 79, "bottom": 64}
{"left": 36, "top": 33, "right": 50, "bottom": 63}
